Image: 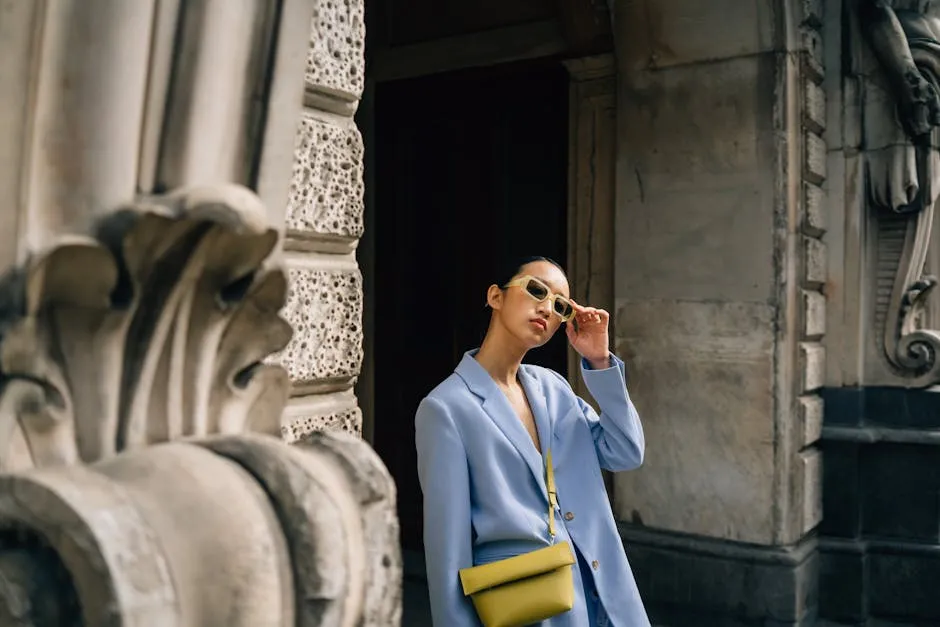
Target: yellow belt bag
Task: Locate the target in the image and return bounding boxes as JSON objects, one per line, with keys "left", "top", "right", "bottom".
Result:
{"left": 458, "top": 449, "right": 575, "bottom": 627}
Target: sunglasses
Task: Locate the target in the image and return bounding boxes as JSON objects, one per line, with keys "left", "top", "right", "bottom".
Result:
{"left": 503, "top": 275, "right": 575, "bottom": 322}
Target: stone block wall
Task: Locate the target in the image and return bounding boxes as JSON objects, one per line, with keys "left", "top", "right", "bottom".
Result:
{"left": 275, "top": 0, "right": 368, "bottom": 440}
{"left": 609, "top": 0, "right": 825, "bottom": 623}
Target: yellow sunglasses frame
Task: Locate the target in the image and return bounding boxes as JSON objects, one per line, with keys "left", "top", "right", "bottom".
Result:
{"left": 503, "top": 275, "right": 575, "bottom": 322}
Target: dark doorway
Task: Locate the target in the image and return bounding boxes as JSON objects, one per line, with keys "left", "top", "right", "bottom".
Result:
{"left": 371, "top": 60, "right": 570, "bottom": 555}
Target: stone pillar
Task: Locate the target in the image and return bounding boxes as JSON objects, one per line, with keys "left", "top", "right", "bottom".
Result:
{"left": 564, "top": 54, "right": 617, "bottom": 410}
{"left": 819, "top": 0, "right": 940, "bottom": 623}
{"left": 609, "top": 1, "right": 823, "bottom": 624}
{"left": 0, "top": 0, "right": 155, "bottom": 257}
{"left": 277, "top": 0, "right": 369, "bottom": 442}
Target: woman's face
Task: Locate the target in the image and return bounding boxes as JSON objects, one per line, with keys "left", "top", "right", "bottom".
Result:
{"left": 488, "top": 261, "right": 571, "bottom": 349}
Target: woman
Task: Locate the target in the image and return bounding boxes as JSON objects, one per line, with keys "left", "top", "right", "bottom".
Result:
{"left": 415, "top": 256, "right": 650, "bottom": 626}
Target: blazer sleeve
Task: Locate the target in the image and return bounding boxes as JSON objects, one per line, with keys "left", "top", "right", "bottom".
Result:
{"left": 414, "top": 396, "right": 480, "bottom": 627}
{"left": 577, "top": 353, "right": 646, "bottom": 472}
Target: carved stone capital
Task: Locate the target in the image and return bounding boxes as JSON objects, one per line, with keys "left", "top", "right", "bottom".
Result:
{"left": 0, "top": 184, "right": 293, "bottom": 469}
{"left": 0, "top": 185, "right": 402, "bottom": 625}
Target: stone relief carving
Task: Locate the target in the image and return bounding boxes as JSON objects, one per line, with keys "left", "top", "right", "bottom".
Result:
{"left": 860, "top": 0, "right": 940, "bottom": 386}
{"left": 0, "top": 186, "right": 400, "bottom": 625}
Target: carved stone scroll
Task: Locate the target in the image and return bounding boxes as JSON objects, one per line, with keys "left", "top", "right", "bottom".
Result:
{"left": 861, "top": 2, "right": 940, "bottom": 387}
{"left": 0, "top": 186, "right": 402, "bottom": 626}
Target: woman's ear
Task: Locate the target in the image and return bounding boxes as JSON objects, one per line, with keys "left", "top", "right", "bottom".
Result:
{"left": 485, "top": 284, "right": 503, "bottom": 310}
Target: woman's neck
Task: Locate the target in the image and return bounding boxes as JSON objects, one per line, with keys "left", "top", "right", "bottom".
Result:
{"left": 474, "top": 325, "right": 526, "bottom": 387}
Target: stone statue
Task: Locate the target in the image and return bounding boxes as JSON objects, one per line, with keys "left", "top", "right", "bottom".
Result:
{"left": 861, "top": 0, "right": 940, "bottom": 212}
{"left": 859, "top": 0, "right": 940, "bottom": 386}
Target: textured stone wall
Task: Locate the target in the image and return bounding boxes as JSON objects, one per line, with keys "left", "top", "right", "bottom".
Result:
{"left": 611, "top": 0, "right": 824, "bottom": 547}
{"left": 795, "top": 0, "right": 826, "bottom": 545}
{"left": 275, "top": 0, "right": 368, "bottom": 439}
{"left": 608, "top": 0, "right": 824, "bottom": 622}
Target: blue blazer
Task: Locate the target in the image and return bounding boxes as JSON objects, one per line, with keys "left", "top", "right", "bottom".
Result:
{"left": 415, "top": 350, "right": 650, "bottom": 627}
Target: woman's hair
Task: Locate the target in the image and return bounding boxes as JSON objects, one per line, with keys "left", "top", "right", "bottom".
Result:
{"left": 478, "top": 256, "right": 568, "bottom": 340}
{"left": 494, "top": 255, "right": 567, "bottom": 289}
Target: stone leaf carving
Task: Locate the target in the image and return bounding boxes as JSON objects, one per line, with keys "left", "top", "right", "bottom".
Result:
{"left": 860, "top": 1, "right": 940, "bottom": 386}
{"left": 0, "top": 184, "right": 293, "bottom": 470}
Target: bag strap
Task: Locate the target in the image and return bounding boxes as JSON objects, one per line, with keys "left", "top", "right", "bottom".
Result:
{"left": 545, "top": 448, "right": 558, "bottom": 538}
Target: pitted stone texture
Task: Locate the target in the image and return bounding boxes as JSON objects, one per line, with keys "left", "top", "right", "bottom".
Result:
{"left": 283, "top": 406, "right": 362, "bottom": 441}
{"left": 306, "top": 0, "right": 365, "bottom": 99}
{"left": 277, "top": 266, "right": 363, "bottom": 383}
{"left": 287, "top": 113, "right": 364, "bottom": 238}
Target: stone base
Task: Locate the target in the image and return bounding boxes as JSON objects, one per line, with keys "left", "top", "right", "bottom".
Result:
{"left": 619, "top": 524, "right": 818, "bottom": 626}
{"left": 820, "top": 537, "right": 940, "bottom": 625}
{"left": 819, "top": 387, "right": 940, "bottom": 626}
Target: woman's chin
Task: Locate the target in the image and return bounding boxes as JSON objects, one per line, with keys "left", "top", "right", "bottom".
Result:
{"left": 520, "top": 328, "right": 553, "bottom": 349}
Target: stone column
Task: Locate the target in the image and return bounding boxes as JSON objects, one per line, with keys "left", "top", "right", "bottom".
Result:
{"left": 564, "top": 54, "right": 617, "bottom": 410}
{"left": 277, "top": 1, "right": 368, "bottom": 441}
{"left": 609, "top": 1, "right": 824, "bottom": 624}
{"left": 0, "top": 0, "right": 155, "bottom": 258}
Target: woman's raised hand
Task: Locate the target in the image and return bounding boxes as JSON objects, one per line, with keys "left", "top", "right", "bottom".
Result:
{"left": 565, "top": 300, "right": 611, "bottom": 369}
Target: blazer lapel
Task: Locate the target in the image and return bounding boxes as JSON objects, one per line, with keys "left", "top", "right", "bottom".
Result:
{"left": 455, "top": 351, "right": 547, "bottom": 496}
{"left": 518, "top": 366, "right": 553, "bottom": 459}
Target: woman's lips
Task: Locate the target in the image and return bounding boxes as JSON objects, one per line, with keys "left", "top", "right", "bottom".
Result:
{"left": 530, "top": 319, "right": 548, "bottom": 331}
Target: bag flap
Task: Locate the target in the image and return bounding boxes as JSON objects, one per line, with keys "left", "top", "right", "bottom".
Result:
{"left": 459, "top": 542, "right": 574, "bottom": 596}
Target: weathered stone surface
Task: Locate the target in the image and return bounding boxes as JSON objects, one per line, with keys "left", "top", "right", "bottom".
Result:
{"left": 805, "top": 132, "right": 827, "bottom": 184}
{"left": 804, "top": 236, "right": 828, "bottom": 285}
{"left": 201, "top": 433, "right": 401, "bottom": 627}
{"left": 800, "top": 447, "right": 823, "bottom": 534}
{"left": 803, "top": 289, "right": 826, "bottom": 338}
{"left": 804, "top": 79, "right": 826, "bottom": 134}
{"left": 284, "top": 406, "right": 362, "bottom": 440}
{"left": 802, "top": 27, "right": 824, "bottom": 82}
{"left": 802, "top": 0, "right": 823, "bottom": 27}
{"left": 282, "top": 391, "right": 363, "bottom": 441}
{"left": 294, "top": 431, "right": 403, "bottom": 625}
{"left": 275, "top": 262, "right": 363, "bottom": 385}
{"left": 799, "top": 395, "right": 823, "bottom": 447}
{"left": 286, "top": 112, "right": 364, "bottom": 239}
{"left": 800, "top": 342, "right": 826, "bottom": 393}
{"left": 803, "top": 181, "right": 827, "bottom": 234}
{"left": 614, "top": 0, "right": 776, "bottom": 70}
{"left": 617, "top": 55, "right": 776, "bottom": 304}
{"left": 622, "top": 526, "right": 819, "bottom": 626}
{"left": 92, "top": 443, "right": 293, "bottom": 626}
{"left": 305, "top": 0, "right": 365, "bottom": 99}
{"left": 613, "top": 299, "right": 776, "bottom": 544}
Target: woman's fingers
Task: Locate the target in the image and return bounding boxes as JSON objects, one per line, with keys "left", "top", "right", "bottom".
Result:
{"left": 569, "top": 300, "right": 609, "bottom": 325}
{"left": 576, "top": 310, "right": 604, "bottom": 324}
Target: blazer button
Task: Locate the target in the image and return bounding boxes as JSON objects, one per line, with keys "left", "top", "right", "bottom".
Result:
{"left": 564, "top": 511, "right": 575, "bottom": 521}
{"left": 591, "top": 560, "right": 600, "bottom": 570}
